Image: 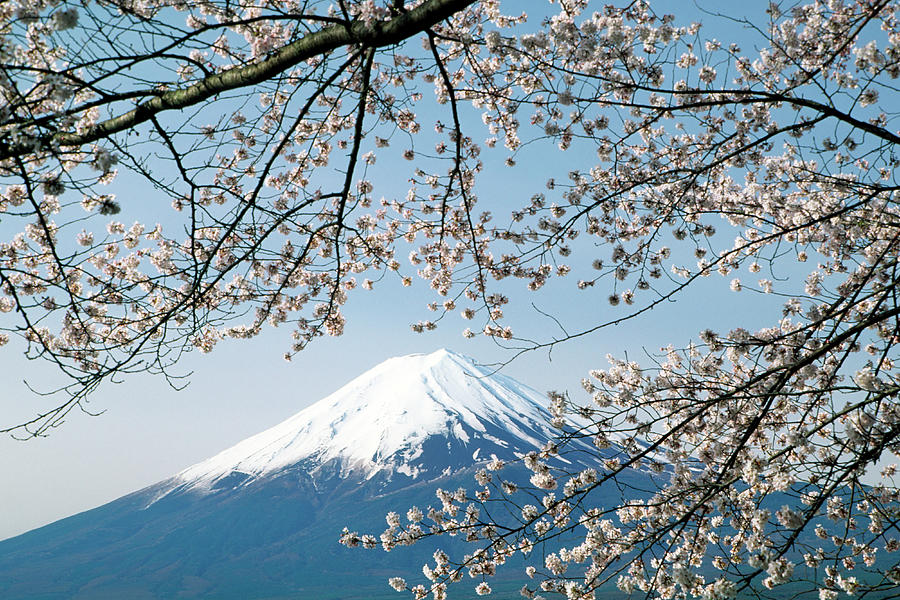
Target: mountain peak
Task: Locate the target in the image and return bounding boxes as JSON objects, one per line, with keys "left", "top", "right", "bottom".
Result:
{"left": 376, "top": 347, "right": 482, "bottom": 375}
{"left": 156, "top": 350, "right": 553, "bottom": 499}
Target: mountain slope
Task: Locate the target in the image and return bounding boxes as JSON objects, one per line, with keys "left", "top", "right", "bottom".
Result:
{"left": 0, "top": 349, "right": 605, "bottom": 599}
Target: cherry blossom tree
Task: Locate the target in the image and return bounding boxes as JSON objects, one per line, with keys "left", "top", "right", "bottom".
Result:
{"left": 0, "top": 0, "right": 479, "bottom": 432}
{"left": 3, "top": 0, "right": 900, "bottom": 598}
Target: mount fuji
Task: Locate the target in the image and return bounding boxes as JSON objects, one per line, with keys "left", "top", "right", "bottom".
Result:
{"left": 0, "top": 349, "right": 615, "bottom": 599}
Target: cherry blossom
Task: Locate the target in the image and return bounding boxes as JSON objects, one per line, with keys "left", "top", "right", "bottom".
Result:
{"left": 2, "top": 0, "right": 900, "bottom": 598}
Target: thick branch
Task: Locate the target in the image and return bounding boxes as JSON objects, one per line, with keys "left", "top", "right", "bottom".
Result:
{"left": 0, "top": 0, "right": 475, "bottom": 160}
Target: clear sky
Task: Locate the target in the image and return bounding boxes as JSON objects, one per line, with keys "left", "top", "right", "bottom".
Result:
{"left": 0, "top": 0, "right": 787, "bottom": 541}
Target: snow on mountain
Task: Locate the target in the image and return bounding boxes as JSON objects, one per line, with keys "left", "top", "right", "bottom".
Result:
{"left": 156, "top": 349, "right": 559, "bottom": 499}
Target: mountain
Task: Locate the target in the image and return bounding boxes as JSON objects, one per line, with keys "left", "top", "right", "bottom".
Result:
{"left": 0, "top": 349, "right": 616, "bottom": 599}
{"left": 152, "top": 348, "right": 561, "bottom": 501}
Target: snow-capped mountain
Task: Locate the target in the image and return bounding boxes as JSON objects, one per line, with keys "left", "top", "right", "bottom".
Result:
{"left": 156, "top": 349, "right": 559, "bottom": 500}
{"left": 0, "top": 349, "right": 602, "bottom": 599}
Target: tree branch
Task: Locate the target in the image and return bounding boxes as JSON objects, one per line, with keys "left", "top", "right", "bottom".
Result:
{"left": 0, "top": 0, "right": 476, "bottom": 160}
